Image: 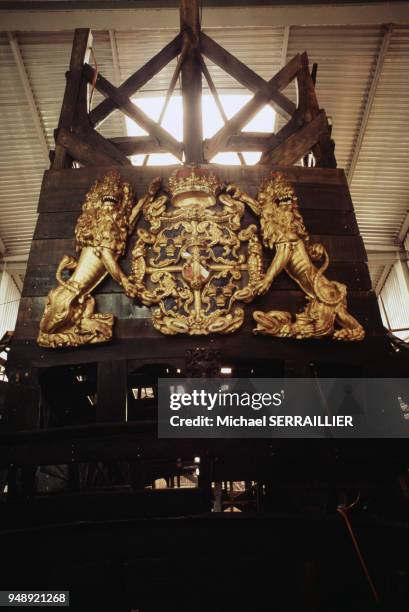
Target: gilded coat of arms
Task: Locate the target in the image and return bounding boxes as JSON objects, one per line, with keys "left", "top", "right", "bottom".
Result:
{"left": 37, "top": 167, "right": 365, "bottom": 347}
{"left": 126, "top": 166, "right": 263, "bottom": 335}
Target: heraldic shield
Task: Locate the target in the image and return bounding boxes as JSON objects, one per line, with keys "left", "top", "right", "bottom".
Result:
{"left": 127, "top": 166, "right": 263, "bottom": 335}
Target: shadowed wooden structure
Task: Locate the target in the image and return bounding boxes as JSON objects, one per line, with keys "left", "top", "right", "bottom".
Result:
{"left": 1, "top": 2, "right": 408, "bottom": 607}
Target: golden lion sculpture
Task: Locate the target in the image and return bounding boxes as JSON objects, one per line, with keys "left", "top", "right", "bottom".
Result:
{"left": 37, "top": 171, "right": 160, "bottom": 347}
{"left": 250, "top": 174, "right": 365, "bottom": 341}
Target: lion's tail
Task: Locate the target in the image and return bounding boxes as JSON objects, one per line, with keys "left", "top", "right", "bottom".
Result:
{"left": 56, "top": 255, "right": 79, "bottom": 292}
{"left": 309, "top": 243, "right": 346, "bottom": 306}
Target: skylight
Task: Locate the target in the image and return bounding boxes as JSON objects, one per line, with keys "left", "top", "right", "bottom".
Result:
{"left": 125, "top": 94, "right": 275, "bottom": 165}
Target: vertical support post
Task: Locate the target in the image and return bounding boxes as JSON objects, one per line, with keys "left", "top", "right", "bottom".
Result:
{"left": 296, "top": 52, "right": 336, "bottom": 168}
{"left": 180, "top": 0, "right": 203, "bottom": 163}
{"left": 53, "top": 28, "right": 93, "bottom": 169}
{"left": 214, "top": 481, "right": 223, "bottom": 512}
{"left": 198, "top": 455, "right": 213, "bottom": 511}
{"left": 97, "top": 360, "right": 127, "bottom": 423}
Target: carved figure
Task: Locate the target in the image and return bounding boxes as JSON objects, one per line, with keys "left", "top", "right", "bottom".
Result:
{"left": 37, "top": 171, "right": 160, "bottom": 347}
{"left": 249, "top": 173, "right": 365, "bottom": 341}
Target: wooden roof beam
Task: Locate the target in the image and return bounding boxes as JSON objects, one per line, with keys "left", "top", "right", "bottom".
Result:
{"left": 89, "top": 33, "right": 182, "bottom": 128}
{"left": 259, "top": 110, "right": 329, "bottom": 166}
{"left": 55, "top": 128, "right": 129, "bottom": 167}
{"left": 110, "top": 132, "right": 273, "bottom": 155}
{"left": 180, "top": 0, "right": 203, "bottom": 163}
{"left": 84, "top": 65, "right": 183, "bottom": 160}
{"left": 398, "top": 213, "right": 409, "bottom": 245}
{"left": 203, "top": 53, "right": 302, "bottom": 161}
{"left": 200, "top": 32, "right": 296, "bottom": 120}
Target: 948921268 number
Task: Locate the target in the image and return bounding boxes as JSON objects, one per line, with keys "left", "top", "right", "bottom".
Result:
{"left": 0, "top": 592, "right": 69, "bottom": 607}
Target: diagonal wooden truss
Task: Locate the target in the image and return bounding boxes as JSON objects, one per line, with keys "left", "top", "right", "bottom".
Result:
{"left": 52, "top": 0, "right": 336, "bottom": 170}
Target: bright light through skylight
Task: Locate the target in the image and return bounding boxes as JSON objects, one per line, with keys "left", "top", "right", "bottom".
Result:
{"left": 125, "top": 94, "right": 275, "bottom": 166}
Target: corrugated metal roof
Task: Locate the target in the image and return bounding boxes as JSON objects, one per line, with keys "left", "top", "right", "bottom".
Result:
{"left": 367, "top": 262, "right": 386, "bottom": 289}
{"left": 287, "top": 25, "right": 383, "bottom": 176}
{"left": 0, "top": 24, "right": 408, "bottom": 294}
{"left": 0, "top": 32, "right": 43, "bottom": 258}
{"left": 203, "top": 26, "right": 285, "bottom": 92}
{"left": 350, "top": 25, "right": 409, "bottom": 249}
{"left": 115, "top": 29, "right": 179, "bottom": 96}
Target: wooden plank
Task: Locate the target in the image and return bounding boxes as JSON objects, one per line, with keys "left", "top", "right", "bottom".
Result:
{"left": 89, "top": 34, "right": 182, "bottom": 128}
{"left": 58, "top": 29, "right": 92, "bottom": 130}
{"left": 14, "top": 291, "right": 384, "bottom": 344}
{"left": 38, "top": 179, "right": 353, "bottom": 215}
{"left": 55, "top": 128, "right": 127, "bottom": 168}
{"left": 224, "top": 133, "right": 271, "bottom": 152}
{"left": 296, "top": 52, "right": 320, "bottom": 121}
{"left": 200, "top": 31, "right": 297, "bottom": 119}
{"left": 27, "top": 238, "right": 76, "bottom": 268}
{"left": 33, "top": 208, "right": 359, "bottom": 241}
{"left": 200, "top": 54, "right": 245, "bottom": 165}
{"left": 34, "top": 212, "right": 78, "bottom": 239}
{"left": 259, "top": 111, "right": 329, "bottom": 166}
{"left": 53, "top": 29, "right": 92, "bottom": 169}
{"left": 75, "top": 128, "right": 132, "bottom": 166}
{"left": 83, "top": 65, "right": 183, "bottom": 160}
{"left": 18, "top": 289, "right": 378, "bottom": 323}
{"left": 313, "top": 132, "right": 337, "bottom": 170}
{"left": 97, "top": 360, "right": 127, "bottom": 423}
{"left": 296, "top": 53, "right": 336, "bottom": 169}
{"left": 19, "top": 289, "right": 377, "bottom": 329}
{"left": 142, "top": 38, "right": 189, "bottom": 166}
{"left": 23, "top": 261, "right": 372, "bottom": 298}
{"left": 261, "top": 111, "right": 303, "bottom": 154}
{"left": 110, "top": 132, "right": 301, "bottom": 155}
{"left": 40, "top": 165, "right": 348, "bottom": 194}
{"left": 180, "top": 0, "right": 203, "bottom": 163}
{"left": 204, "top": 54, "right": 303, "bottom": 161}
{"left": 10, "top": 334, "right": 393, "bottom": 377}
{"left": 16, "top": 295, "right": 150, "bottom": 323}
{"left": 110, "top": 136, "right": 161, "bottom": 156}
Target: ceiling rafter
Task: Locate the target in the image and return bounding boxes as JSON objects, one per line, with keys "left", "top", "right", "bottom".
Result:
{"left": 2, "top": 3, "right": 408, "bottom": 31}
{"left": 367, "top": 248, "right": 408, "bottom": 294}
{"left": 347, "top": 24, "right": 393, "bottom": 185}
{"left": 83, "top": 64, "right": 184, "bottom": 160}
{"left": 398, "top": 213, "right": 409, "bottom": 245}
{"left": 89, "top": 33, "right": 182, "bottom": 128}
{"left": 375, "top": 264, "right": 393, "bottom": 295}
{"left": 7, "top": 31, "right": 50, "bottom": 166}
